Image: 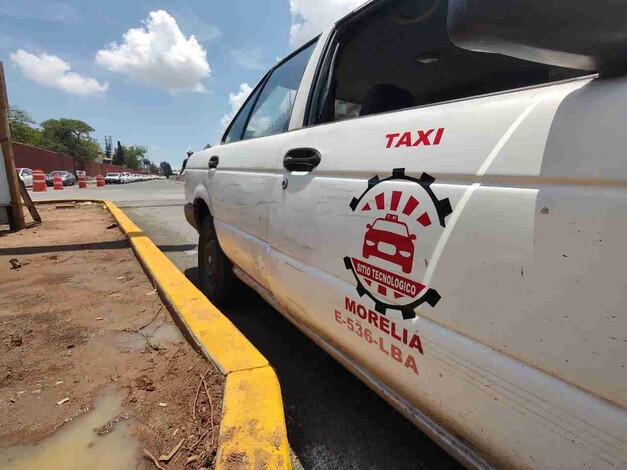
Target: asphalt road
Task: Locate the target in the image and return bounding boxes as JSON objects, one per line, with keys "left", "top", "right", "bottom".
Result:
{"left": 32, "top": 180, "right": 460, "bottom": 470}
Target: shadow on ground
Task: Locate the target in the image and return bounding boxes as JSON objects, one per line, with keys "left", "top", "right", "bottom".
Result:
{"left": 0, "top": 240, "right": 128, "bottom": 255}
{"left": 184, "top": 267, "right": 461, "bottom": 470}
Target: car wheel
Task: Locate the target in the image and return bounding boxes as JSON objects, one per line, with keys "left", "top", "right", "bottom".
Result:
{"left": 198, "top": 217, "right": 235, "bottom": 304}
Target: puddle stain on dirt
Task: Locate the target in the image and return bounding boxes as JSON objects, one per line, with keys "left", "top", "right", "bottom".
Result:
{"left": 0, "top": 386, "right": 144, "bottom": 469}
{"left": 113, "top": 320, "right": 184, "bottom": 351}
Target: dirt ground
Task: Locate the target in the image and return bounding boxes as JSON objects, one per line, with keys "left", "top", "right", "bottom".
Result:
{"left": 0, "top": 203, "right": 223, "bottom": 469}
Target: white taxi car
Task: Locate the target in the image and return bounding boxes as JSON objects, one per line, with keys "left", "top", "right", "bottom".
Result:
{"left": 184, "top": 1, "right": 627, "bottom": 468}
{"left": 16, "top": 168, "right": 33, "bottom": 187}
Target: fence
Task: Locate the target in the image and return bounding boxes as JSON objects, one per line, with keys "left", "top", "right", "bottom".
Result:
{"left": 13, "top": 142, "right": 146, "bottom": 177}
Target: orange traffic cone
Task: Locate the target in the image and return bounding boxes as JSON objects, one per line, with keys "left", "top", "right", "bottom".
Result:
{"left": 78, "top": 173, "right": 87, "bottom": 188}
{"left": 33, "top": 169, "right": 47, "bottom": 192}
{"left": 96, "top": 174, "right": 105, "bottom": 187}
{"left": 53, "top": 173, "right": 63, "bottom": 190}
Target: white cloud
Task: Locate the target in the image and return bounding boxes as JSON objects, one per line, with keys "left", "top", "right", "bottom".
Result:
{"left": 289, "top": 0, "right": 367, "bottom": 48}
{"left": 220, "top": 83, "right": 253, "bottom": 128}
{"left": 10, "top": 49, "right": 108, "bottom": 96}
{"left": 95, "top": 10, "right": 211, "bottom": 92}
{"left": 231, "top": 48, "right": 264, "bottom": 70}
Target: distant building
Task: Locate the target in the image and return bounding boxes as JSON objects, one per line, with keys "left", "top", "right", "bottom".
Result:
{"left": 94, "top": 151, "right": 108, "bottom": 164}
{"left": 139, "top": 158, "right": 151, "bottom": 173}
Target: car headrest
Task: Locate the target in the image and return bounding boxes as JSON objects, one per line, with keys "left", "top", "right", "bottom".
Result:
{"left": 359, "top": 84, "right": 417, "bottom": 117}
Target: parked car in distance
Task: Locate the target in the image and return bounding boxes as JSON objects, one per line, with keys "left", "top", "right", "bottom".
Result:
{"left": 45, "top": 173, "right": 53, "bottom": 187}
{"left": 183, "top": 1, "right": 627, "bottom": 469}
{"left": 121, "top": 172, "right": 131, "bottom": 184}
{"left": 105, "top": 172, "right": 122, "bottom": 184}
{"left": 49, "top": 170, "right": 76, "bottom": 186}
{"left": 16, "top": 168, "right": 33, "bottom": 187}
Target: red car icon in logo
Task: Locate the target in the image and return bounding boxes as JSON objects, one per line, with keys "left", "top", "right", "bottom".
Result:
{"left": 362, "top": 214, "right": 416, "bottom": 274}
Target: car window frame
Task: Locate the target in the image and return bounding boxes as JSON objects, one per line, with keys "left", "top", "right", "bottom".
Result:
{"left": 301, "top": 0, "right": 594, "bottom": 132}
{"left": 220, "top": 71, "right": 270, "bottom": 145}
{"left": 220, "top": 36, "right": 320, "bottom": 146}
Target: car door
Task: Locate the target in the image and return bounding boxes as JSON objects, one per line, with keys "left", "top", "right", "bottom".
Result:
{"left": 265, "top": 1, "right": 626, "bottom": 469}
{"left": 188, "top": 40, "right": 318, "bottom": 292}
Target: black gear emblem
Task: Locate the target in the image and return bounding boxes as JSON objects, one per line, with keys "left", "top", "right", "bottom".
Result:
{"left": 344, "top": 168, "right": 452, "bottom": 319}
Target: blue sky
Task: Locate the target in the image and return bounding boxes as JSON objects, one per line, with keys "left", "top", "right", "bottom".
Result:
{"left": 1, "top": 0, "right": 365, "bottom": 168}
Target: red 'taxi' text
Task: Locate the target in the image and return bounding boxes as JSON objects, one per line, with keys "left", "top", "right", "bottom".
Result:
{"left": 385, "top": 128, "right": 445, "bottom": 148}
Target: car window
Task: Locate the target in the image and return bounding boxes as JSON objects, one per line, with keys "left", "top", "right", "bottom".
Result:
{"left": 223, "top": 82, "right": 265, "bottom": 144}
{"left": 242, "top": 41, "right": 317, "bottom": 140}
{"left": 372, "top": 219, "right": 409, "bottom": 236}
{"left": 310, "top": 0, "right": 585, "bottom": 125}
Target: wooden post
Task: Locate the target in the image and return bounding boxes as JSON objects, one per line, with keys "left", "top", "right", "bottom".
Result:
{"left": 0, "top": 61, "right": 25, "bottom": 230}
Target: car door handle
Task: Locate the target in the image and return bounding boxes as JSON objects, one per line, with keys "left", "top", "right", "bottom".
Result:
{"left": 283, "top": 148, "right": 321, "bottom": 172}
{"left": 208, "top": 156, "right": 219, "bottom": 169}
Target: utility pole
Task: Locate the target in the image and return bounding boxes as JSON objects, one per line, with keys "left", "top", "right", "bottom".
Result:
{"left": 0, "top": 62, "right": 25, "bottom": 230}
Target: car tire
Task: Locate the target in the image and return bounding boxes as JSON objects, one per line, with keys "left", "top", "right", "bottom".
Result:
{"left": 198, "top": 217, "right": 236, "bottom": 304}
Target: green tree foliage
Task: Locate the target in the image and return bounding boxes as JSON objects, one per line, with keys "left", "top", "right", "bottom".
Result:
{"left": 160, "top": 161, "right": 173, "bottom": 178}
{"left": 123, "top": 145, "right": 147, "bottom": 170}
{"left": 40, "top": 118, "right": 101, "bottom": 163}
{"left": 112, "top": 141, "right": 125, "bottom": 166}
{"left": 8, "top": 106, "right": 42, "bottom": 146}
{"left": 104, "top": 135, "right": 113, "bottom": 160}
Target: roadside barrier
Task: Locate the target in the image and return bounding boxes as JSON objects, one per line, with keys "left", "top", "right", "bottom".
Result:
{"left": 96, "top": 175, "right": 105, "bottom": 187}
{"left": 78, "top": 173, "right": 87, "bottom": 189}
{"left": 33, "top": 169, "right": 46, "bottom": 192}
{"left": 52, "top": 174, "right": 63, "bottom": 190}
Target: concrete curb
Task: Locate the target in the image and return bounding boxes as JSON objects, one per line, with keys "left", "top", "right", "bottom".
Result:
{"left": 36, "top": 199, "right": 291, "bottom": 470}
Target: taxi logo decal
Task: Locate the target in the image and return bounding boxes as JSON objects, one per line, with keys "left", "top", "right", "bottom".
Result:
{"left": 344, "top": 168, "right": 452, "bottom": 319}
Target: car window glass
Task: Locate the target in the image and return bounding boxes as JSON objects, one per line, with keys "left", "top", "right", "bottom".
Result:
{"left": 223, "top": 84, "right": 264, "bottom": 144}
{"left": 312, "top": 0, "right": 585, "bottom": 125}
{"left": 243, "top": 41, "right": 316, "bottom": 140}
{"left": 373, "top": 219, "right": 408, "bottom": 236}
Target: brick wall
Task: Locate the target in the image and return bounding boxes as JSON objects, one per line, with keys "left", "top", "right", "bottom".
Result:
{"left": 13, "top": 142, "right": 75, "bottom": 174}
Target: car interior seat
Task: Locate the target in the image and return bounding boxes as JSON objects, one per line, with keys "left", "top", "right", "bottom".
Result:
{"left": 359, "top": 84, "right": 417, "bottom": 117}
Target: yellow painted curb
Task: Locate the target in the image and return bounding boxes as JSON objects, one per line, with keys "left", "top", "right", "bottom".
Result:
{"left": 35, "top": 199, "right": 291, "bottom": 470}
{"left": 218, "top": 367, "right": 290, "bottom": 469}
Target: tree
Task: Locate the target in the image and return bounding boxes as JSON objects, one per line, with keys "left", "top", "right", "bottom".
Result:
{"left": 123, "top": 145, "right": 147, "bottom": 170}
{"left": 40, "top": 118, "right": 101, "bottom": 163}
{"left": 149, "top": 162, "right": 159, "bottom": 174}
{"left": 112, "top": 141, "right": 125, "bottom": 166}
{"left": 8, "top": 106, "right": 42, "bottom": 146}
{"left": 160, "top": 161, "right": 173, "bottom": 178}
{"left": 104, "top": 135, "right": 113, "bottom": 160}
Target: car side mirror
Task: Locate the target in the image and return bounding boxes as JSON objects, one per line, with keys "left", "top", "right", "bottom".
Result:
{"left": 410, "top": 234, "right": 417, "bottom": 240}
{"left": 366, "top": 224, "right": 372, "bottom": 229}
